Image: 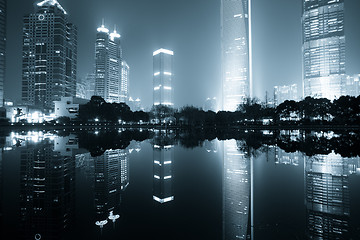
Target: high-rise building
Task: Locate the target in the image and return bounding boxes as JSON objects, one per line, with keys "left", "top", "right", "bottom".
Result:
{"left": 76, "top": 73, "right": 96, "bottom": 100}
{"left": 22, "top": 0, "right": 77, "bottom": 111}
{"left": 153, "top": 48, "right": 174, "bottom": 107}
{"left": 345, "top": 74, "right": 360, "bottom": 97}
{"left": 94, "top": 24, "right": 123, "bottom": 103}
{"left": 0, "top": 0, "right": 6, "bottom": 107}
{"left": 120, "top": 61, "right": 129, "bottom": 103}
{"left": 302, "top": 0, "right": 346, "bottom": 100}
{"left": 221, "top": 0, "right": 252, "bottom": 111}
{"left": 274, "top": 84, "right": 299, "bottom": 106}
{"left": 204, "top": 97, "right": 217, "bottom": 112}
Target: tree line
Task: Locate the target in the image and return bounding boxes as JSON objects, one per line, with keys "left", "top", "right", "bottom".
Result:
{"left": 76, "top": 95, "right": 360, "bottom": 126}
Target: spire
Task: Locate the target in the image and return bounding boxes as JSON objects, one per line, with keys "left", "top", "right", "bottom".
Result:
{"left": 110, "top": 25, "right": 121, "bottom": 40}
{"left": 37, "top": 0, "right": 67, "bottom": 15}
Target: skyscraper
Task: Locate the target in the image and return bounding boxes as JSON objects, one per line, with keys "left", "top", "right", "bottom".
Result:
{"left": 120, "top": 61, "right": 129, "bottom": 103}
{"left": 221, "top": 0, "right": 252, "bottom": 111}
{"left": 22, "top": 0, "right": 77, "bottom": 111}
{"left": 153, "top": 48, "right": 174, "bottom": 107}
{"left": 94, "top": 24, "right": 123, "bottom": 103}
{"left": 0, "top": 0, "right": 6, "bottom": 107}
{"left": 302, "top": 0, "right": 346, "bottom": 100}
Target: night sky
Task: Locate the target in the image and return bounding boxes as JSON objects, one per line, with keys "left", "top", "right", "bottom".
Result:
{"left": 5, "top": 0, "right": 360, "bottom": 109}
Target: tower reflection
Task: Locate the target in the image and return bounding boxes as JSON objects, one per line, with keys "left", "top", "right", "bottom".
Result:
{"left": 305, "top": 152, "right": 359, "bottom": 239}
{"left": 152, "top": 131, "right": 174, "bottom": 204}
{"left": 17, "top": 133, "right": 76, "bottom": 240}
{"left": 223, "top": 140, "right": 252, "bottom": 240}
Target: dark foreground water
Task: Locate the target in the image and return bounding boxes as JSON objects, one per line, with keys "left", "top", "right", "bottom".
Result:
{"left": 0, "top": 129, "right": 359, "bottom": 240}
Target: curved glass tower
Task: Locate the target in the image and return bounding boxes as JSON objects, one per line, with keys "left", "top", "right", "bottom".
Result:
{"left": 302, "top": 0, "right": 346, "bottom": 100}
{"left": 221, "top": 0, "right": 252, "bottom": 112}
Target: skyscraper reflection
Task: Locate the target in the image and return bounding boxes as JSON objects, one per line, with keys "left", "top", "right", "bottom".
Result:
{"left": 152, "top": 131, "right": 174, "bottom": 204}
{"left": 18, "top": 134, "right": 75, "bottom": 240}
{"left": 93, "top": 149, "right": 129, "bottom": 228}
{"left": 305, "top": 153, "right": 359, "bottom": 239}
{"left": 223, "top": 140, "right": 252, "bottom": 240}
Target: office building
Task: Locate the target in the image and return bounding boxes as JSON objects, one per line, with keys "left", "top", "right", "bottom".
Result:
{"left": 153, "top": 48, "right": 174, "bottom": 107}
{"left": 94, "top": 24, "right": 122, "bottom": 103}
{"left": 302, "top": 0, "right": 346, "bottom": 100}
{"left": 0, "top": 0, "right": 6, "bottom": 107}
{"left": 221, "top": 0, "right": 252, "bottom": 111}
{"left": 120, "top": 61, "right": 129, "bottom": 103}
{"left": 274, "top": 84, "right": 298, "bottom": 106}
{"left": 22, "top": 0, "right": 77, "bottom": 111}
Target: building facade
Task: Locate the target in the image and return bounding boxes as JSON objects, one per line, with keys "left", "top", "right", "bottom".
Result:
{"left": 22, "top": 0, "right": 77, "bottom": 112}
{"left": 221, "top": 0, "right": 252, "bottom": 111}
{"left": 274, "top": 84, "right": 299, "bottom": 106}
{"left": 345, "top": 74, "right": 360, "bottom": 97}
{"left": 302, "top": 0, "right": 346, "bottom": 100}
{"left": 0, "top": 0, "right": 6, "bottom": 107}
{"left": 94, "top": 24, "right": 123, "bottom": 103}
{"left": 120, "top": 61, "right": 129, "bottom": 103}
{"left": 153, "top": 48, "right": 174, "bottom": 107}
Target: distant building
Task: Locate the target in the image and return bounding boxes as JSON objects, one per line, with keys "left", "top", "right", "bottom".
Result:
{"left": 0, "top": 0, "right": 6, "bottom": 107}
{"left": 22, "top": 0, "right": 77, "bottom": 112}
{"left": 302, "top": 0, "right": 346, "bottom": 100}
{"left": 204, "top": 97, "right": 217, "bottom": 112}
{"left": 94, "top": 23, "right": 122, "bottom": 103}
{"left": 120, "top": 61, "right": 129, "bottom": 103}
{"left": 274, "top": 84, "right": 298, "bottom": 106}
{"left": 221, "top": 0, "right": 252, "bottom": 111}
{"left": 76, "top": 78, "right": 87, "bottom": 100}
{"left": 345, "top": 74, "right": 360, "bottom": 97}
{"left": 153, "top": 48, "right": 174, "bottom": 107}
{"left": 54, "top": 97, "right": 88, "bottom": 119}
{"left": 76, "top": 73, "right": 96, "bottom": 100}
{"left": 128, "top": 97, "right": 141, "bottom": 111}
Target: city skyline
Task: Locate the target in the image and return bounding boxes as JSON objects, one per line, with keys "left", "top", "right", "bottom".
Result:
{"left": 3, "top": 0, "right": 360, "bottom": 110}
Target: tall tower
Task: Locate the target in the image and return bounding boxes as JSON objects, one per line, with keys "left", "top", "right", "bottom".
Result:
{"left": 120, "top": 61, "right": 129, "bottom": 103}
{"left": 0, "top": 0, "right": 6, "bottom": 107}
{"left": 94, "top": 24, "right": 123, "bottom": 103}
{"left": 153, "top": 48, "right": 174, "bottom": 107}
{"left": 22, "top": 0, "right": 77, "bottom": 111}
{"left": 221, "top": 0, "right": 252, "bottom": 111}
{"left": 302, "top": 0, "right": 346, "bottom": 100}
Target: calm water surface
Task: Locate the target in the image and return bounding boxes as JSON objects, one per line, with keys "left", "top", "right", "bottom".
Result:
{"left": 0, "top": 129, "right": 359, "bottom": 240}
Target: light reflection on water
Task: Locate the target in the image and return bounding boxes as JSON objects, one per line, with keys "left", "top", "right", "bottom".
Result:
{"left": 0, "top": 130, "right": 359, "bottom": 239}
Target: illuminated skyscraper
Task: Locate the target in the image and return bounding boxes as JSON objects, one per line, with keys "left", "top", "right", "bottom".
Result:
{"left": 302, "top": 0, "right": 346, "bottom": 100}
{"left": 22, "top": 0, "right": 77, "bottom": 111}
{"left": 120, "top": 61, "right": 129, "bottom": 103}
{"left": 221, "top": 0, "right": 252, "bottom": 111}
{"left": 223, "top": 140, "right": 252, "bottom": 240}
{"left": 345, "top": 74, "right": 360, "bottom": 96}
{"left": 153, "top": 48, "right": 174, "bottom": 107}
{"left": 0, "top": 0, "right": 6, "bottom": 107}
{"left": 95, "top": 24, "right": 122, "bottom": 103}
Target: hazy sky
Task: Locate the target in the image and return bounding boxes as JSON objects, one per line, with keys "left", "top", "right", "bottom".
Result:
{"left": 5, "top": 0, "right": 360, "bottom": 108}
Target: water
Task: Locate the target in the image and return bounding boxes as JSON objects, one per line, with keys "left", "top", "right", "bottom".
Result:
{"left": 0, "top": 129, "right": 359, "bottom": 240}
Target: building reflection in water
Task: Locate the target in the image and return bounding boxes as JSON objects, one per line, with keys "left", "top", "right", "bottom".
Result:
{"left": 223, "top": 140, "right": 252, "bottom": 240}
{"left": 16, "top": 132, "right": 76, "bottom": 240}
{"left": 305, "top": 152, "right": 359, "bottom": 239}
{"left": 152, "top": 131, "right": 174, "bottom": 204}
{"left": 93, "top": 148, "right": 129, "bottom": 229}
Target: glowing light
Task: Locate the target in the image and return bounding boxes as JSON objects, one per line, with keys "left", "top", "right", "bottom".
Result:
{"left": 164, "top": 86, "right": 172, "bottom": 90}
{"left": 110, "top": 30, "right": 121, "bottom": 40}
{"left": 154, "top": 160, "right": 161, "bottom": 165}
{"left": 164, "top": 161, "right": 172, "bottom": 164}
{"left": 37, "top": 0, "right": 67, "bottom": 14}
{"left": 108, "top": 211, "right": 120, "bottom": 222}
{"left": 153, "top": 48, "right": 174, "bottom": 56}
{"left": 164, "top": 72, "right": 172, "bottom": 76}
{"left": 153, "top": 196, "right": 174, "bottom": 204}
{"left": 164, "top": 175, "right": 172, "bottom": 179}
{"left": 154, "top": 175, "right": 160, "bottom": 179}
{"left": 97, "top": 25, "right": 109, "bottom": 33}
{"left": 154, "top": 72, "right": 160, "bottom": 76}
{"left": 154, "top": 86, "right": 160, "bottom": 91}
{"left": 95, "top": 220, "right": 108, "bottom": 228}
